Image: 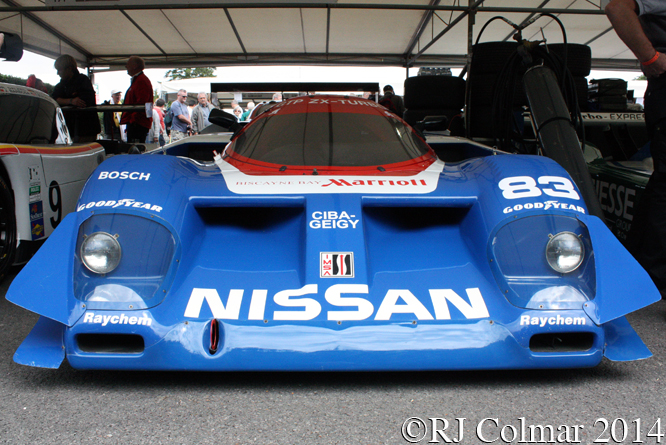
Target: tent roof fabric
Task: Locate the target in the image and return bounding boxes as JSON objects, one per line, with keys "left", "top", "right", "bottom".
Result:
{"left": 0, "top": 1, "right": 641, "bottom": 71}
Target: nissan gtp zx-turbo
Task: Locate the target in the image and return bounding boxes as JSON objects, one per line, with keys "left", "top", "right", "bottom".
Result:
{"left": 7, "top": 94, "right": 660, "bottom": 371}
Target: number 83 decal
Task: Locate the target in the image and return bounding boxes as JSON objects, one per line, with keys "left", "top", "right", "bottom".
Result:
{"left": 498, "top": 176, "right": 580, "bottom": 200}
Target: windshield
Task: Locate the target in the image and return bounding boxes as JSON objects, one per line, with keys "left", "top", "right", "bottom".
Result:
{"left": 0, "top": 94, "right": 57, "bottom": 144}
{"left": 228, "top": 97, "right": 432, "bottom": 167}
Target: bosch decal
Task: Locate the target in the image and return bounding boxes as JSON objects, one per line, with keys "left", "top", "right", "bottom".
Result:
{"left": 321, "top": 252, "right": 354, "bottom": 277}
{"left": 184, "top": 285, "right": 490, "bottom": 321}
{"left": 98, "top": 171, "right": 151, "bottom": 181}
{"left": 77, "top": 199, "right": 163, "bottom": 212}
{"left": 310, "top": 211, "right": 359, "bottom": 229}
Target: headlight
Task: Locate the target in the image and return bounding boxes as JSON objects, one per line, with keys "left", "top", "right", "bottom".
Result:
{"left": 546, "top": 232, "right": 584, "bottom": 274}
{"left": 489, "top": 215, "right": 595, "bottom": 310}
{"left": 80, "top": 232, "right": 122, "bottom": 274}
{"left": 75, "top": 214, "right": 177, "bottom": 310}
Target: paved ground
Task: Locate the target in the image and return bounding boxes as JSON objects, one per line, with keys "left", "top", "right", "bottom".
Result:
{"left": 1, "top": 266, "right": 665, "bottom": 445}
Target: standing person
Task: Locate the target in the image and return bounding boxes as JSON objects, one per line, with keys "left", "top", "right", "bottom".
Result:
{"left": 170, "top": 89, "right": 192, "bottom": 142}
{"left": 26, "top": 75, "right": 48, "bottom": 93}
{"left": 146, "top": 103, "right": 165, "bottom": 146}
{"left": 606, "top": 0, "right": 666, "bottom": 295}
{"left": 233, "top": 106, "right": 243, "bottom": 121}
{"left": 120, "top": 56, "right": 153, "bottom": 143}
{"left": 154, "top": 98, "right": 166, "bottom": 146}
{"left": 241, "top": 101, "right": 255, "bottom": 121}
{"left": 191, "top": 92, "right": 214, "bottom": 134}
{"left": 102, "top": 89, "right": 123, "bottom": 140}
{"left": 51, "top": 54, "right": 101, "bottom": 143}
{"left": 379, "top": 85, "right": 405, "bottom": 117}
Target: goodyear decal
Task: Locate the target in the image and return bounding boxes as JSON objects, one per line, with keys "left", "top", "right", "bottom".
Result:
{"left": 77, "top": 199, "right": 162, "bottom": 212}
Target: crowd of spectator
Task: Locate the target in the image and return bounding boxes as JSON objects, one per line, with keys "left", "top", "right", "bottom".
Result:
{"left": 23, "top": 55, "right": 405, "bottom": 145}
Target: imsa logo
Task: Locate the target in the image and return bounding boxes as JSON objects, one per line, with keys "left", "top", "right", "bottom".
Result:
{"left": 321, "top": 252, "right": 354, "bottom": 278}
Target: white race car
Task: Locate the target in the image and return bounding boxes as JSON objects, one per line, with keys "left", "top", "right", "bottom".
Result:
{"left": 0, "top": 83, "right": 105, "bottom": 278}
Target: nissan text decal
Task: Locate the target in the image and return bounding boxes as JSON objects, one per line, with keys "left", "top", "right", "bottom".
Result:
{"left": 184, "top": 285, "right": 490, "bottom": 321}
{"left": 219, "top": 159, "right": 444, "bottom": 195}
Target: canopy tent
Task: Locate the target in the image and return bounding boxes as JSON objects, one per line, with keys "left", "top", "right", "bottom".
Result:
{"left": 0, "top": 1, "right": 639, "bottom": 73}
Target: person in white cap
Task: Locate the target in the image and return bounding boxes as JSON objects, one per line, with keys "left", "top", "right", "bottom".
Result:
{"left": 102, "top": 89, "right": 123, "bottom": 140}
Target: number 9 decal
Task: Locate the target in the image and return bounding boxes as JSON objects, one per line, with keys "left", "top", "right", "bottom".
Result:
{"left": 49, "top": 181, "right": 61, "bottom": 229}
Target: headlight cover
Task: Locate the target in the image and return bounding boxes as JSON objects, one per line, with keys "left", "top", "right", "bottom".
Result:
{"left": 546, "top": 231, "right": 585, "bottom": 273}
{"left": 75, "top": 214, "right": 177, "bottom": 310}
{"left": 80, "top": 232, "right": 122, "bottom": 274}
{"left": 490, "top": 215, "right": 595, "bottom": 310}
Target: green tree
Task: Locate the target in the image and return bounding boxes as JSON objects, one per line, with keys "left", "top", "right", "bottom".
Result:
{"left": 635, "top": 74, "right": 647, "bottom": 80}
{"left": 164, "top": 67, "right": 215, "bottom": 81}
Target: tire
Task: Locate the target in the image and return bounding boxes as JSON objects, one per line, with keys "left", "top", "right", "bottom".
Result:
{"left": 0, "top": 174, "right": 17, "bottom": 280}
{"left": 468, "top": 74, "right": 528, "bottom": 108}
{"left": 471, "top": 42, "right": 521, "bottom": 75}
{"left": 468, "top": 105, "right": 494, "bottom": 138}
{"left": 404, "top": 76, "right": 466, "bottom": 110}
{"left": 547, "top": 43, "right": 592, "bottom": 77}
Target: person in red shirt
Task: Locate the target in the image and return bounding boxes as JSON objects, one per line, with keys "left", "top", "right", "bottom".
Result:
{"left": 120, "top": 56, "right": 153, "bottom": 143}
{"left": 152, "top": 98, "right": 167, "bottom": 146}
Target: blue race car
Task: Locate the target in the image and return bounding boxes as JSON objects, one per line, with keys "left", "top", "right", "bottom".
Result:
{"left": 6, "top": 94, "right": 660, "bottom": 371}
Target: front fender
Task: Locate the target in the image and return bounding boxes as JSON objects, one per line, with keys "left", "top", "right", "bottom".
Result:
{"left": 6, "top": 213, "right": 83, "bottom": 326}
{"left": 583, "top": 215, "right": 661, "bottom": 325}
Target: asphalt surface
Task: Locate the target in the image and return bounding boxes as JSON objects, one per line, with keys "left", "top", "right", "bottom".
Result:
{"left": 1, "top": 266, "right": 666, "bottom": 445}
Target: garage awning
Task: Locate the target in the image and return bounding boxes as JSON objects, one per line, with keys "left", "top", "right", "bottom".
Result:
{"left": 0, "top": 1, "right": 639, "bottom": 71}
